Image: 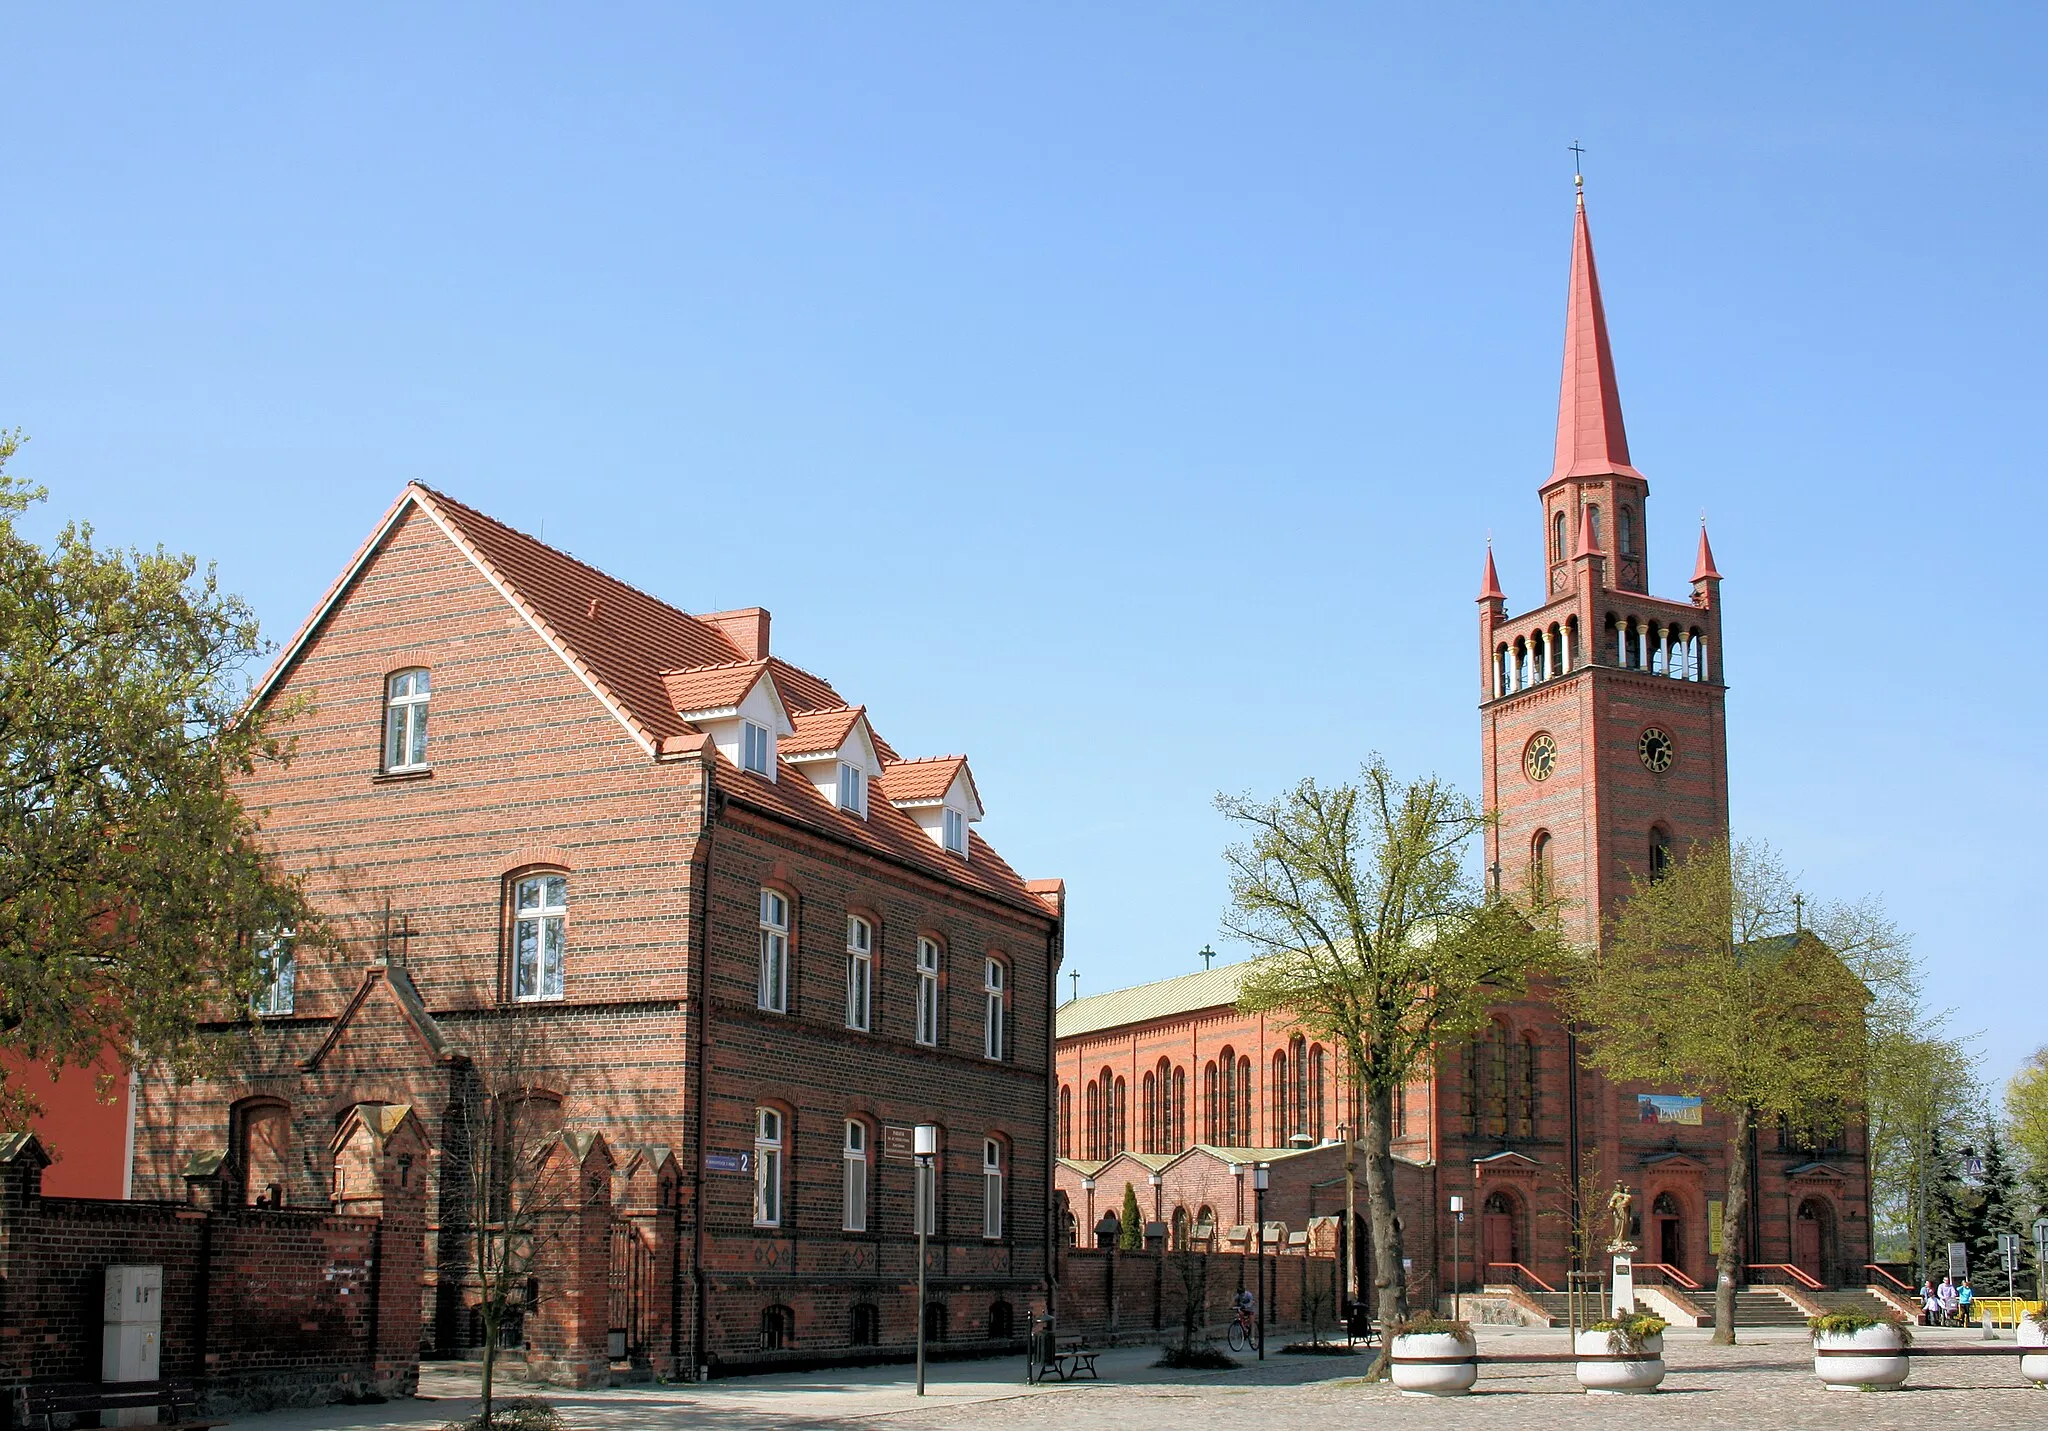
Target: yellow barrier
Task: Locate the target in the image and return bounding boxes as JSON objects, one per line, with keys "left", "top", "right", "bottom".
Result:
{"left": 1972, "top": 1297, "right": 2043, "bottom": 1328}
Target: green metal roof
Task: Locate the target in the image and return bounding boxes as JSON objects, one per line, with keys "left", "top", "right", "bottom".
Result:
{"left": 1056, "top": 960, "right": 1260, "bottom": 1039}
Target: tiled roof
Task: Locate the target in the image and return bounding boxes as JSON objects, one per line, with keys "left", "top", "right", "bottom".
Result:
{"left": 781, "top": 706, "right": 866, "bottom": 758}
{"left": 659, "top": 661, "right": 773, "bottom": 718}
{"left": 1056, "top": 961, "right": 1262, "bottom": 1039}
{"left": 881, "top": 755, "right": 967, "bottom": 804}
{"left": 259, "top": 484, "right": 1056, "bottom": 922}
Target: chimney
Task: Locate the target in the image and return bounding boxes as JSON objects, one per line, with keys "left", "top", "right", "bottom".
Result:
{"left": 699, "top": 607, "right": 771, "bottom": 661}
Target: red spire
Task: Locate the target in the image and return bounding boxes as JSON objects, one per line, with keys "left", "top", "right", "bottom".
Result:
{"left": 1693, "top": 523, "right": 1722, "bottom": 582}
{"left": 1479, "top": 545, "right": 1505, "bottom": 601}
{"left": 1549, "top": 189, "right": 1643, "bottom": 486}
{"left": 1574, "top": 504, "right": 1603, "bottom": 559}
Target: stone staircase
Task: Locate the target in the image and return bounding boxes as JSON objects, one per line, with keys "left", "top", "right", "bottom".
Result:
{"left": 1807, "top": 1289, "right": 1903, "bottom": 1321}
{"left": 1501, "top": 1284, "right": 1849, "bottom": 1329}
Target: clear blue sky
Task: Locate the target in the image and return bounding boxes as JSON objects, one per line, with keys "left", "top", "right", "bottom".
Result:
{"left": 5, "top": 6, "right": 2042, "bottom": 1087}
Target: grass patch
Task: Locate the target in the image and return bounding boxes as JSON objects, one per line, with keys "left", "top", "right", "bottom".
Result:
{"left": 1807, "top": 1309, "right": 1912, "bottom": 1346}
{"left": 1279, "top": 1341, "right": 1360, "bottom": 1356}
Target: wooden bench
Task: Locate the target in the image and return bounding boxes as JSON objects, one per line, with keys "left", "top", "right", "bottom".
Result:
{"left": 17, "top": 1378, "right": 227, "bottom": 1430}
{"left": 1044, "top": 1340, "right": 1102, "bottom": 1380}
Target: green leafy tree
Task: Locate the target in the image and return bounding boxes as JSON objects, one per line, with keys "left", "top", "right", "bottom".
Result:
{"left": 1218, "top": 756, "right": 1563, "bottom": 1324}
{"left": 0, "top": 436, "right": 315, "bottom": 1127}
{"left": 1865, "top": 1015, "right": 1982, "bottom": 1272}
{"left": 2009, "top": 1048, "right": 2048, "bottom": 1220}
{"left": 1119, "top": 1182, "right": 1144, "bottom": 1251}
{"left": 1558, "top": 839, "right": 1907, "bottom": 1343}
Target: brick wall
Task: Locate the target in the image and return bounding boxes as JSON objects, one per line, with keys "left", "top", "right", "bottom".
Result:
{"left": 0, "top": 1124, "right": 427, "bottom": 1417}
{"left": 1056, "top": 1248, "right": 1343, "bottom": 1342}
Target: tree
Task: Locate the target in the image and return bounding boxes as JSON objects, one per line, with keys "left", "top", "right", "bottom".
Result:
{"left": 2009, "top": 1048, "right": 2048, "bottom": 1217}
{"left": 1219, "top": 757, "right": 1563, "bottom": 1324}
{"left": 441, "top": 1013, "right": 590, "bottom": 1428}
{"left": 0, "top": 434, "right": 314, "bottom": 1126}
{"left": 1960, "top": 1124, "right": 2023, "bottom": 1287}
{"left": 1119, "top": 1182, "right": 1144, "bottom": 1252}
{"left": 1922, "top": 1123, "right": 1970, "bottom": 1273}
{"left": 1864, "top": 1013, "right": 1982, "bottom": 1273}
{"left": 1557, "top": 839, "right": 1906, "bottom": 1343}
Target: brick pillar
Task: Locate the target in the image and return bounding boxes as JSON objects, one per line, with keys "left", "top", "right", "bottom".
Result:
{"left": 0, "top": 1134, "right": 52, "bottom": 1385}
{"left": 528, "top": 1132, "right": 616, "bottom": 1387}
{"left": 181, "top": 1150, "right": 242, "bottom": 1209}
{"left": 332, "top": 1104, "right": 433, "bottom": 1400}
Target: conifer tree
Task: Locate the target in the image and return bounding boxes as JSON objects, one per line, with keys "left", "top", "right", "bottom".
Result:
{"left": 1961, "top": 1125, "right": 2022, "bottom": 1285}
{"left": 1119, "top": 1182, "right": 1145, "bottom": 1252}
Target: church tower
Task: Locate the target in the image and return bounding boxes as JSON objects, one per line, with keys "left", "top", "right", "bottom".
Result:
{"left": 1479, "top": 185, "right": 1730, "bottom": 948}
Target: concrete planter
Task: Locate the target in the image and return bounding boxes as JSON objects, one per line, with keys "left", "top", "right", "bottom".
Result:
{"left": 1812, "top": 1325, "right": 1909, "bottom": 1391}
{"left": 2019, "top": 1317, "right": 2048, "bottom": 1387}
{"left": 1388, "top": 1332, "right": 1478, "bottom": 1397}
{"left": 1573, "top": 1329, "right": 1665, "bottom": 1394}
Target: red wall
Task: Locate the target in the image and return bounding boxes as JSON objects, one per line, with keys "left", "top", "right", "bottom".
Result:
{"left": 1, "top": 1049, "right": 130, "bottom": 1198}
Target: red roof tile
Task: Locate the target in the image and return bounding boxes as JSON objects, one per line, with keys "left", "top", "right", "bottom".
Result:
{"left": 781, "top": 706, "right": 866, "bottom": 758}
{"left": 880, "top": 756, "right": 968, "bottom": 804}
{"left": 659, "top": 661, "right": 773, "bottom": 719}
{"left": 1549, "top": 190, "right": 1644, "bottom": 486}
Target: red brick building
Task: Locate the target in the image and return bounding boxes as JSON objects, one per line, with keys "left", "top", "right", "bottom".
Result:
{"left": 1055, "top": 189, "right": 1870, "bottom": 1306}
{"left": 131, "top": 486, "right": 1063, "bottom": 1375}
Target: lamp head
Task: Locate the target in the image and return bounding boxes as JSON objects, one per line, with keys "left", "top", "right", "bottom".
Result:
{"left": 913, "top": 1123, "right": 938, "bottom": 1158}
{"left": 1253, "top": 1163, "right": 1270, "bottom": 1191}
{"left": 1148, "top": 1171, "right": 1163, "bottom": 1188}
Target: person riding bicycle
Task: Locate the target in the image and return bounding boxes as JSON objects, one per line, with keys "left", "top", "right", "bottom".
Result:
{"left": 1234, "top": 1287, "right": 1255, "bottom": 1326}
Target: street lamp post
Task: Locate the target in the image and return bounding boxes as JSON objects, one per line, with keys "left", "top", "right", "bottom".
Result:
{"left": 1231, "top": 1162, "right": 1247, "bottom": 1292}
{"left": 914, "top": 1123, "right": 937, "bottom": 1396}
{"left": 1149, "top": 1170, "right": 1164, "bottom": 1226}
{"left": 1449, "top": 1195, "right": 1466, "bottom": 1321}
{"left": 1253, "top": 1163, "right": 1271, "bottom": 1361}
{"left": 1337, "top": 1119, "right": 1358, "bottom": 1324}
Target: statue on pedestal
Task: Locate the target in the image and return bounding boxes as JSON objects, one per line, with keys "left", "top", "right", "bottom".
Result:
{"left": 1605, "top": 1181, "right": 1638, "bottom": 1255}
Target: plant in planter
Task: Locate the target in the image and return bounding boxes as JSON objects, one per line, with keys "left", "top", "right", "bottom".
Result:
{"left": 1385, "top": 1313, "right": 1478, "bottom": 1398}
{"left": 2019, "top": 1307, "right": 2048, "bottom": 1387}
{"left": 1576, "top": 1307, "right": 1668, "bottom": 1394}
{"left": 1808, "top": 1309, "right": 1912, "bottom": 1392}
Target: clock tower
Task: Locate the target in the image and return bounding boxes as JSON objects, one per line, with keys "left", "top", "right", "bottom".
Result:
{"left": 1479, "top": 185, "right": 1730, "bottom": 948}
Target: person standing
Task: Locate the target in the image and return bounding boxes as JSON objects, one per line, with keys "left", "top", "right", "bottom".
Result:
{"left": 1921, "top": 1279, "right": 1939, "bottom": 1326}
{"left": 1957, "top": 1279, "right": 1975, "bottom": 1325}
{"left": 1938, "top": 1276, "right": 1960, "bottom": 1326}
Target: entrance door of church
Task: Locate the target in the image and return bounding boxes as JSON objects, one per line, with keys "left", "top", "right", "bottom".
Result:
{"left": 1481, "top": 1192, "right": 1518, "bottom": 1275}
{"left": 1793, "top": 1203, "right": 1824, "bottom": 1284}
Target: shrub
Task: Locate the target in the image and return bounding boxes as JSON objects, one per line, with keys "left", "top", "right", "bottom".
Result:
{"left": 1807, "top": 1309, "right": 1913, "bottom": 1346}
{"left": 1156, "top": 1345, "right": 1240, "bottom": 1370}
{"left": 1387, "top": 1312, "right": 1474, "bottom": 1341}
{"left": 1587, "top": 1307, "right": 1668, "bottom": 1354}
{"left": 441, "top": 1397, "right": 568, "bottom": 1431}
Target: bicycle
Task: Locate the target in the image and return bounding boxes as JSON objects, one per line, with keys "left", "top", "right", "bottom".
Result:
{"left": 1226, "top": 1308, "right": 1256, "bottom": 1352}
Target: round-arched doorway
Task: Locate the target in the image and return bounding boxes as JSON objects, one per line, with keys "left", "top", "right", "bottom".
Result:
{"left": 1794, "top": 1198, "right": 1837, "bottom": 1287}
{"left": 1651, "top": 1191, "right": 1685, "bottom": 1276}
{"left": 1481, "top": 1190, "right": 1523, "bottom": 1275}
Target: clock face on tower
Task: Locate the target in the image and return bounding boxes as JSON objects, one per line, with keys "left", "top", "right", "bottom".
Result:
{"left": 1524, "top": 732, "right": 1558, "bottom": 783}
{"left": 1638, "top": 727, "right": 1675, "bottom": 773}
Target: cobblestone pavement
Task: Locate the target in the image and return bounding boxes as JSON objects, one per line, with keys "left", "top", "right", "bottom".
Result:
{"left": 227, "top": 1324, "right": 2046, "bottom": 1430}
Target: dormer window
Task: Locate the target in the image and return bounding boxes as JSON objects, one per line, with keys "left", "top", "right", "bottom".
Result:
{"left": 839, "top": 763, "right": 866, "bottom": 817}
{"left": 943, "top": 808, "right": 967, "bottom": 857}
{"left": 742, "top": 721, "right": 773, "bottom": 775}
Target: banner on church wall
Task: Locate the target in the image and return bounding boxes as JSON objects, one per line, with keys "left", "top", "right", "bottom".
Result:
{"left": 1636, "top": 1094, "right": 1703, "bottom": 1126}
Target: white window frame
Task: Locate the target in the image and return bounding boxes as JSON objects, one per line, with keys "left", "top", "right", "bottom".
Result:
{"left": 252, "top": 931, "right": 297, "bottom": 1016}
{"left": 838, "top": 762, "right": 865, "bottom": 817}
{"left": 983, "top": 958, "right": 1005, "bottom": 1061}
{"left": 758, "top": 890, "right": 790, "bottom": 1013}
{"left": 512, "top": 874, "right": 568, "bottom": 1002}
{"left": 845, "top": 916, "right": 872, "bottom": 1032}
{"left": 942, "top": 807, "right": 967, "bottom": 857}
{"left": 982, "top": 1138, "right": 1004, "bottom": 1240}
{"left": 842, "top": 1119, "right": 868, "bottom": 1232}
{"left": 754, "top": 1107, "right": 783, "bottom": 1227}
{"left": 916, "top": 937, "right": 941, "bottom": 1047}
{"left": 742, "top": 720, "right": 772, "bottom": 775}
{"left": 384, "top": 669, "right": 431, "bottom": 772}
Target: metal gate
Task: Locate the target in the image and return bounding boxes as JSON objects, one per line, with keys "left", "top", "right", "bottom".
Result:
{"left": 608, "top": 1220, "right": 654, "bottom": 1363}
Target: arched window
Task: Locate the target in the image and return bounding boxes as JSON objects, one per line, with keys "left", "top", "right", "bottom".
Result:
{"left": 924, "top": 1301, "right": 948, "bottom": 1344}
{"left": 234, "top": 1098, "right": 291, "bottom": 1206}
{"left": 981, "top": 1136, "right": 1006, "bottom": 1239}
{"left": 1394, "top": 1079, "right": 1407, "bottom": 1136}
{"left": 1084, "top": 1080, "right": 1100, "bottom": 1161}
{"left": 1461, "top": 1034, "right": 1482, "bottom": 1134}
{"left": 252, "top": 930, "right": 297, "bottom": 1016}
{"left": 1290, "top": 1035, "right": 1308, "bottom": 1139}
{"left": 988, "top": 1299, "right": 1014, "bottom": 1340}
{"left": 1271, "top": 1052, "right": 1288, "bottom": 1143}
{"left": 1154, "top": 1057, "right": 1173, "bottom": 1153}
{"left": 754, "top": 1106, "right": 785, "bottom": 1227}
{"left": 513, "top": 873, "right": 568, "bottom": 1002}
{"left": 1552, "top": 510, "right": 1567, "bottom": 562}
{"left": 1530, "top": 830, "right": 1552, "bottom": 900}
{"left": 1171, "top": 1065, "right": 1187, "bottom": 1151}
{"left": 845, "top": 916, "right": 873, "bottom": 1031}
{"left": 1619, "top": 506, "right": 1635, "bottom": 556}
{"left": 1649, "top": 826, "right": 1673, "bottom": 882}
{"left": 1486, "top": 1020, "right": 1511, "bottom": 1137}
{"left": 1236, "top": 1056, "right": 1252, "bottom": 1143}
{"left": 759, "top": 1304, "right": 794, "bottom": 1351}
{"left": 1587, "top": 504, "right": 1602, "bottom": 549}
{"left": 757, "top": 889, "right": 789, "bottom": 1013}
{"left": 1203, "top": 1060, "right": 1219, "bottom": 1143}
{"left": 1058, "top": 1085, "right": 1072, "bottom": 1159}
{"left": 983, "top": 957, "right": 1006, "bottom": 1061}
{"left": 842, "top": 1119, "right": 869, "bottom": 1232}
{"left": 1309, "top": 1045, "right": 1327, "bottom": 1142}
{"left": 1218, "top": 1047, "right": 1237, "bottom": 1145}
{"left": 1112, "top": 1076, "right": 1128, "bottom": 1153}
{"left": 1517, "top": 1034, "right": 1539, "bottom": 1137}
{"left": 850, "top": 1303, "right": 880, "bottom": 1346}
{"left": 383, "top": 668, "right": 430, "bottom": 773}
{"left": 915, "top": 937, "right": 942, "bottom": 1046}
{"left": 1141, "top": 1071, "right": 1158, "bottom": 1154}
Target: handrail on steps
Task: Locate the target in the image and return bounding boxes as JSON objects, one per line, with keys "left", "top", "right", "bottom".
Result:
{"left": 1483, "top": 1261, "right": 1558, "bottom": 1294}
{"left": 1747, "top": 1262, "right": 1823, "bottom": 1291}
{"left": 1864, "top": 1263, "right": 1914, "bottom": 1292}
{"left": 1629, "top": 1261, "right": 1702, "bottom": 1291}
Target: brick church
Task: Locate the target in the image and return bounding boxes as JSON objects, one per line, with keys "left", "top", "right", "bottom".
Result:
{"left": 130, "top": 486, "right": 1063, "bottom": 1375}
{"left": 1055, "top": 186, "right": 1871, "bottom": 1304}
